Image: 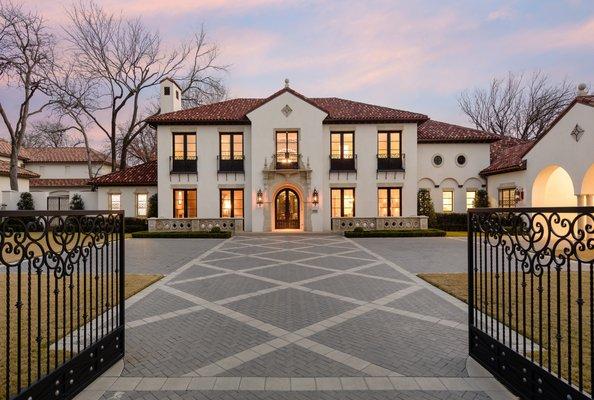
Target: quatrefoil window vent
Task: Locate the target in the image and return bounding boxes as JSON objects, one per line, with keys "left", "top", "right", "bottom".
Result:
{"left": 571, "top": 124, "right": 585, "bottom": 142}
{"left": 281, "top": 104, "right": 293, "bottom": 117}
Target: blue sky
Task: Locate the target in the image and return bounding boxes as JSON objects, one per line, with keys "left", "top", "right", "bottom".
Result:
{"left": 3, "top": 0, "right": 594, "bottom": 144}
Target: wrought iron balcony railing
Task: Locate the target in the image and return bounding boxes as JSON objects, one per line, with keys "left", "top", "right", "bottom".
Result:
{"left": 330, "top": 154, "right": 357, "bottom": 171}
{"left": 170, "top": 156, "right": 198, "bottom": 173}
{"left": 377, "top": 153, "right": 405, "bottom": 171}
{"left": 273, "top": 152, "right": 301, "bottom": 170}
{"left": 218, "top": 155, "right": 245, "bottom": 173}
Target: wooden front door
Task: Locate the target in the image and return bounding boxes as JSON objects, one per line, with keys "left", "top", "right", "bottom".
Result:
{"left": 275, "top": 188, "right": 300, "bottom": 229}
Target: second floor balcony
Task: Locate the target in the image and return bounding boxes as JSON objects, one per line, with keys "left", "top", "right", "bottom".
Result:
{"left": 218, "top": 155, "right": 245, "bottom": 173}
{"left": 377, "top": 153, "right": 405, "bottom": 171}
{"left": 330, "top": 154, "right": 357, "bottom": 172}
{"left": 274, "top": 152, "right": 300, "bottom": 170}
{"left": 170, "top": 156, "right": 197, "bottom": 173}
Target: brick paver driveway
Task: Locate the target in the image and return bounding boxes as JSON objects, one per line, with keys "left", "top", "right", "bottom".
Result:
{"left": 81, "top": 234, "right": 513, "bottom": 400}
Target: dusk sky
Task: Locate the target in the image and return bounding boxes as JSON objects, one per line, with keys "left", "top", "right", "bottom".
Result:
{"left": 3, "top": 0, "right": 594, "bottom": 145}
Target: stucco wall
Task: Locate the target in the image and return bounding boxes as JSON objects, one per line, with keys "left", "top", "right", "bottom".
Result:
{"left": 25, "top": 162, "right": 108, "bottom": 180}
{"left": 485, "top": 170, "right": 527, "bottom": 207}
{"left": 97, "top": 186, "right": 157, "bottom": 218}
{"left": 418, "top": 143, "right": 489, "bottom": 212}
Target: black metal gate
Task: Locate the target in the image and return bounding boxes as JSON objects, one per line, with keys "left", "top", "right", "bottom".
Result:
{"left": 1, "top": 210, "right": 125, "bottom": 400}
{"left": 468, "top": 207, "right": 594, "bottom": 400}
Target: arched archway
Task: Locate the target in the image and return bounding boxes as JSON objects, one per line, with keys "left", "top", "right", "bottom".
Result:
{"left": 581, "top": 163, "right": 594, "bottom": 196}
{"left": 532, "top": 165, "right": 576, "bottom": 207}
{"left": 274, "top": 188, "right": 300, "bottom": 229}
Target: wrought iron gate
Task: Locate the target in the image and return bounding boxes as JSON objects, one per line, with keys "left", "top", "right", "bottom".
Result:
{"left": 1, "top": 210, "right": 125, "bottom": 400}
{"left": 468, "top": 207, "right": 594, "bottom": 400}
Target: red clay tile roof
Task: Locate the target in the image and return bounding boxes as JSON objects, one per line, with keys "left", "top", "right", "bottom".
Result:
{"left": 480, "top": 137, "right": 534, "bottom": 176}
{"left": 89, "top": 161, "right": 157, "bottom": 186}
{"left": 0, "top": 139, "right": 29, "bottom": 160}
{"left": 147, "top": 88, "right": 428, "bottom": 125}
{"left": 0, "top": 160, "right": 40, "bottom": 178}
{"left": 417, "top": 120, "right": 499, "bottom": 143}
{"left": 30, "top": 178, "right": 90, "bottom": 188}
{"left": 25, "top": 147, "right": 109, "bottom": 164}
{"left": 576, "top": 95, "right": 594, "bottom": 107}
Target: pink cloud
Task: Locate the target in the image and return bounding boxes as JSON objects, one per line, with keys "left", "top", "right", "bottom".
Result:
{"left": 504, "top": 16, "right": 594, "bottom": 52}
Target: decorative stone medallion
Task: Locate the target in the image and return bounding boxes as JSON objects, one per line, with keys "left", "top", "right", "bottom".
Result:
{"left": 571, "top": 124, "right": 585, "bottom": 142}
{"left": 281, "top": 104, "right": 293, "bottom": 117}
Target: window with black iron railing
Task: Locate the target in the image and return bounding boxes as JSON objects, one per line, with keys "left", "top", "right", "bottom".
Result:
{"left": 330, "top": 132, "right": 356, "bottom": 171}
{"left": 171, "top": 132, "right": 197, "bottom": 173}
{"left": 377, "top": 131, "right": 404, "bottom": 171}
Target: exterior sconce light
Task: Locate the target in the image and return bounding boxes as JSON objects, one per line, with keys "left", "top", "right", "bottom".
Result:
{"left": 256, "top": 189, "right": 263, "bottom": 207}
{"left": 312, "top": 188, "right": 319, "bottom": 207}
{"left": 515, "top": 187, "right": 524, "bottom": 202}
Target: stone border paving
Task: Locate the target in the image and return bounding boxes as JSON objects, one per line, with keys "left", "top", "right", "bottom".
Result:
{"left": 76, "top": 234, "right": 516, "bottom": 400}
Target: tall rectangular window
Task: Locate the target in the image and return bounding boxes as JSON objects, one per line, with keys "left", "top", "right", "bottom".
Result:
{"left": 136, "top": 193, "right": 148, "bottom": 217}
{"left": 276, "top": 130, "right": 298, "bottom": 167}
{"left": 466, "top": 191, "right": 476, "bottom": 210}
{"left": 220, "top": 189, "right": 244, "bottom": 218}
{"left": 173, "top": 189, "right": 197, "bottom": 218}
{"left": 330, "top": 132, "right": 354, "bottom": 159}
{"left": 331, "top": 188, "right": 355, "bottom": 218}
{"left": 442, "top": 190, "right": 454, "bottom": 213}
{"left": 109, "top": 193, "right": 121, "bottom": 211}
{"left": 499, "top": 188, "right": 516, "bottom": 208}
{"left": 378, "top": 188, "right": 401, "bottom": 217}
{"left": 377, "top": 131, "right": 401, "bottom": 158}
{"left": 220, "top": 133, "right": 243, "bottom": 160}
{"left": 173, "top": 133, "right": 196, "bottom": 160}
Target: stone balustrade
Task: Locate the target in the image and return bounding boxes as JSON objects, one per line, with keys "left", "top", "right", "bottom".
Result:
{"left": 331, "top": 216, "right": 428, "bottom": 232}
{"left": 148, "top": 218, "right": 244, "bottom": 232}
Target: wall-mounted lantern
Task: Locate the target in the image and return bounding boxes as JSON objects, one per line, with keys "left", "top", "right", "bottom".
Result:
{"left": 256, "top": 189, "right": 264, "bottom": 207}
{"left": 515, "top": 187, "right": 524, "bottom": 203}
{"left": 312, "top": 188, "right": 319, "bottom": 207}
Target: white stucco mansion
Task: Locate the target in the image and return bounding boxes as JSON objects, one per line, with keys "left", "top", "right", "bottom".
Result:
{"left": 137, "top": 78, "right": 594, "bottom": 232}
{"left": 2, "top": 79, "right": 592, "bottom": 232}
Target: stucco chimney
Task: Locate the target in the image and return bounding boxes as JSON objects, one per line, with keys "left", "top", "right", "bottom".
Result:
{"left": 577, "top": 83, "right": 589, "bottom": 96}
{"left": 160, "top": 77, "right": 182, "bottom": 114}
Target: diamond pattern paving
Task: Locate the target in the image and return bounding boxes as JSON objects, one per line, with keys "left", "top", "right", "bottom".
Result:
{"left": 172, "top": 274, "right": 278, "bottom": 301}
{"left": 222, "top": 344, "right": 366, "bottom": 377}
{"left": 123, "top": 309, "right": 275, "bottom": 377}
{"left": 304, "top": 274, "right": 410, "bottom": 302}
{"left": 80, "top": 234, "right": 512, "bottom": 400}
{"left": 249, "top": 264, "right": 333, "bottom": 283}
{"left": 311, "top": 310, "right": 469, "bottom": 377}
{"left": 225, "top": 288, "right": 357, "bottom": 331}
{"left": 127, "top": 289, "right": 196, "bottom": 321}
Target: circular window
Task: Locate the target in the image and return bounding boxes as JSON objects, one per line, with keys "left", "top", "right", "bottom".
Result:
{"left": 432, "top": 154, "right": 443, "bottom": 167}
{"left": 456, "top": 154, "right": 467, "bottom": 167}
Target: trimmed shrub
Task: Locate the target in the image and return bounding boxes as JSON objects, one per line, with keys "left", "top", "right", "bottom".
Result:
{"left": 210, "top": 226, "right": 222, "bottom": 233}
{"left": 69, "top": 194, "right": 85, "bottom": 210}
{"left": 430, "top": 213, "right": 468, "bottom": 231}
{"left": 474, "top": 189, "right": 489, "bottom": 208}
{"left": 131, "top": 230, "right": 231, "bottom": 239}
{"left": 147, "top": 194, "right": 158, "bottom": 218}
{"left": 353, "top": 226, "right": 364, "bottom": 233}
{"left": 344, "top": 229, "right": 446, "bottom": 238}
{"left": 417, "top": 189, "right": 436, "bottom": 226}
{"left": 17, "top": 192, "right": 34, "bottom": 210}
{"left": 124, "top": 217, "right": 149, "bottom": 233}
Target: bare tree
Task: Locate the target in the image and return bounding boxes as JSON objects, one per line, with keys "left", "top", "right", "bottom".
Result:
{"left": 62, "top": 1, "right": 227, "bottom": 171}
{"left": 458, "top": 71, "right": 575, "bottom": 140}
{"left": 126, "top": 124, "right": 157, "bottom": 164}
{"left": 23, "top": 119, "right": 83, "bottom": 148}
{"left": 0, "top": 1, "right": 55, "bottom": 189}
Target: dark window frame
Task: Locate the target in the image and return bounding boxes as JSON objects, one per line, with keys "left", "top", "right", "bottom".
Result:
{"left": 377, "top": 187, "right": 402, "bottom": 217}
{"left": 499, "top": 188, "right": 516, "bottom": 208}
{"left": 377, "top": 130, "right": 402, "bottom": 159}
{"left": 331, "top": 188, "right": 356, "bottom": 218}
{"left": 219, "top": 132, "right": 244, "bottom": 160}
{"left": 219, "top": 188, "right": 244, "bottom": 218}
{"left": 330, "top": 131, "right": 355, "bottom": 159}
{"left": 173, "top": 189, "right": 197, "bottom": 218}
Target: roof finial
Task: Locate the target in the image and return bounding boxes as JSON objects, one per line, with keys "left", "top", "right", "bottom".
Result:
{"left": 284, "top": 78, "right": 290, "bottom": 88}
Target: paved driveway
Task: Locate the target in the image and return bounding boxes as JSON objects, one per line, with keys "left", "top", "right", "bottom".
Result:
{"left": 80, "top": 235, "right": 512, "bottom": 400}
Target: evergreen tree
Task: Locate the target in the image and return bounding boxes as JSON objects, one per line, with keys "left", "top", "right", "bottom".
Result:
{"left": 70, "top": 194, "right": 85, "bottom": 210}
{"left": 417, "top": 189, "right": 436, "bottom": 226}
{"left": 474, "top": 189, "right": 489, "bottom": 208}
{"left": 147, "top": 194, "right": 158, "bottom": 218}
{"left": 17, "top": 192, "right": 35, "bottom": 210}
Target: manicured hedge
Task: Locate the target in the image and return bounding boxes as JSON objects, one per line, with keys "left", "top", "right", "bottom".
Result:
{"left": 124, "top": 217, "right": 149, "bottom": 233}
{"left": 131, "top": 230, "right": 232, "bottom": 239}
{"left": 344, "top": 229, "right": 446, "bottom": 238}
{"left": 429, "top": 213, "right": 468, "bottom": 232}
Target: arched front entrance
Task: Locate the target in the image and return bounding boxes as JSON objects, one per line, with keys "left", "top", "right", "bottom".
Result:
{"left": 532, "top": 165, "right": 576, "bottom": 207}
{"left": 275, "top": 188, "right": 300, "bottom": 229}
